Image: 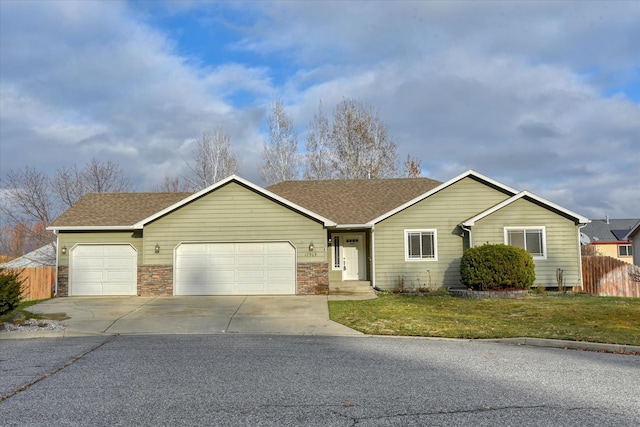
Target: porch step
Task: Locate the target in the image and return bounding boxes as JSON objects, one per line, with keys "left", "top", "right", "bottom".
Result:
{"left": 329, "top": 281, "right": 377, "bottom": 297}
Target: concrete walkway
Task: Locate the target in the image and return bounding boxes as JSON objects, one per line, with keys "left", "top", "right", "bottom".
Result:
{"left": 10, "top": 296, "right": 363, "bottom": 337}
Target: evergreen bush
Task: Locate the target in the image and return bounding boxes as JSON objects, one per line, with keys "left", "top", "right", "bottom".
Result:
{"left": 0, "top": 269, "right": 24, "bottom": 315}
{"left": 460, "top": 244, "right": 535, "bottom": 291}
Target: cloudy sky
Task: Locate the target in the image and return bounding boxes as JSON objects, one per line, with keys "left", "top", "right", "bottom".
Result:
{"left": 1, "top": 0, "right": 638, "bottom": 219}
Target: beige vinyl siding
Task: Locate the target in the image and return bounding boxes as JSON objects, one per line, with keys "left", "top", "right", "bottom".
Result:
{"left": 374, "top": 177, "right": 511, "bottom": 290}
{"left": 471, "top": 198, "right": 581, "bottom": 287}
{"left": 57, "top": 231, "right": 143, "bottom": 266}
{"left": 143, "top": 182, "right": 327, "bottom": 265}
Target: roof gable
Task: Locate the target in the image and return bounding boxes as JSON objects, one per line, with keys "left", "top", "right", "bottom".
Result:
{"left": 367, "top": 170, "right": 519, "bottom": 225}
{"left": 461, "top": 191, "right": 590, "bottom": 226}
{"left": 624, "top": 220, "right": 640, "bottom": 240}
{"left": 136, "top": 175, "right": 336, "bottom": 227}
{"left": 49, "top": 175, "right": 337, "bottom": 231}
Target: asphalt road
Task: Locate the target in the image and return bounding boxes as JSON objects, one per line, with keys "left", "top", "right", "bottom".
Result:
{"left": 1, "top": 335, "right": 639, "bottom": 426}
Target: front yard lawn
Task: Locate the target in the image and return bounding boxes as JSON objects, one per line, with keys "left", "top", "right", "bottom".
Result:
{"left": 328, "top": 293, "right": 640, "bottom": 346}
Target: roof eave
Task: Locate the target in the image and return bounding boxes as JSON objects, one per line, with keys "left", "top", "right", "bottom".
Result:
{"left": 334, "top": 224, "right": 373, "bottom": 229}
{"left": 624, "top": 220, "right": 640, "bottom": 240}
{"left": 46, "top": 225, "right": 140, "bottom": 232}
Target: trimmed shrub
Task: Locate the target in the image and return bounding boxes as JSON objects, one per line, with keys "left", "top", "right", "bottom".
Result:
{"left": 0, "top": 269, "right": 24, "bottom": 315}
{"left": 460, "top": 244, "right": 535, "bottom": 291}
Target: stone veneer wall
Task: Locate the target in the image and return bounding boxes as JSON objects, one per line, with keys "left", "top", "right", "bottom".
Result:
{"left": 56, "top": 266, "right": 69, "bottom": 297}
{"left": 297, "top": 262, "right": 329, "bottom": 295}
{"left": 138, "top": 265, "right": 173, "bottom": 296}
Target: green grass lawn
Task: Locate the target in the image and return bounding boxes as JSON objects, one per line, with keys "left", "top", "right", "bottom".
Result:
{"left": 328, "top": 293, "right": 640, "bottom": 346}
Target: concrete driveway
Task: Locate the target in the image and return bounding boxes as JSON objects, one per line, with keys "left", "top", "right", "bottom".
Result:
{"left": 24, "top": 296, "right": 363, "bottom": 336}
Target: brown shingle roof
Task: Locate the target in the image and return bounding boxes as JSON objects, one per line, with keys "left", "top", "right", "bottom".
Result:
{"left": 49, "top": 192, "right": 192, "bottom": 227}
{"left": 50, "top": 178, "right": 444, "bottom": 228}
{"left": 267, "top": 178, "right": 442, "bottom": 224}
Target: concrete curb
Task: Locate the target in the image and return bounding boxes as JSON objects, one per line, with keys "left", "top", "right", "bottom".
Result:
{"left": 3, "top": 330, "right": 639, "bottom": 355}
{"left": 0, "top": 330, "right": 113, "bottom": 340}
{"left": 478, "top": 337, "right": 640, "bottom": 354}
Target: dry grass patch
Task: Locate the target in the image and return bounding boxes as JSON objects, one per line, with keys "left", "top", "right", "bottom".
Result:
{"left": 328, "top": 293, "right": 640, "bottom": 345}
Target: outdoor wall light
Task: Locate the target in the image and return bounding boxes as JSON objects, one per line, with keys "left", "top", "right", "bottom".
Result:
{"left": 309, "top": 242, "right": 314, "bottom": 252}
{"left": 155, "top": 243, "right": 160, "bottom": 254}
{"left": 61, "top": 245, "right": 67, "bottom": 255}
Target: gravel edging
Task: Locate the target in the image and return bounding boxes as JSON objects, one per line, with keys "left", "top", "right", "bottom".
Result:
{"left": 0, "top": 319, "right": 66, "bottom": 334}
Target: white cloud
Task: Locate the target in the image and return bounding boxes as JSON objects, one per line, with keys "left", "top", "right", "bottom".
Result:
{"left": 1, "top": 0, "right": 638, "bottom": 219}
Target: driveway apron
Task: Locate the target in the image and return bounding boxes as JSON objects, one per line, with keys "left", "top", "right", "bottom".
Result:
{"left": 26, "top": 296, "right": 362, "bottom": 336}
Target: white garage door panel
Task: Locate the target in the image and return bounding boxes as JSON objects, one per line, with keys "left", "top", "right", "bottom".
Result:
{"left": 70, "top": 245, "right": 137, "bottom": 296}
{"left": 175, "top": 242, "right": 296, "bottom": 295}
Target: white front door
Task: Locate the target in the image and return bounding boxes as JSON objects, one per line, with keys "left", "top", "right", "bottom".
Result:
{"left": 342, "top": 235, "right": 365, "bottom": 280}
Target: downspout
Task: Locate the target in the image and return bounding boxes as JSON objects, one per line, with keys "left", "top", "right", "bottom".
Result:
{"left": 53, "top": 230, "right": 59, "bottom": 297}
{"left": 577, "top": 223, "right": 588, "bottom": 291}
{"left": 371, "top": 225, "right": 378, "bottom": 290}
{"left": 461, "top": 225, "right": 473, "bottom": 248}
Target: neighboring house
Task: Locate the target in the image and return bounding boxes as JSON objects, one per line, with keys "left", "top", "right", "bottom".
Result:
{"left": 582, "top": 218, "right": 637, "bottom": 264}
{"left": 624, "top": 221, "right": 640, "bottom": 266}
{"left": 47, "top": 170, "right": 589, "bottom": 297}
{"left": 0, "top": 245, "right": 56, "bottom": 269}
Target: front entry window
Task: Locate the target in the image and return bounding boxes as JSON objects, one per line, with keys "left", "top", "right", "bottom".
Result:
{"left": 333, "top": 235, "right": 341, "bottom": 269}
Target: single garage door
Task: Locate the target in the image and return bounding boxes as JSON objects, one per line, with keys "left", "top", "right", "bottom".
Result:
{"left": 175, "top": 242, "right": 296, "bottom": 295}
{"left": 70, "top": 244, "right": 137, "bottom": 296}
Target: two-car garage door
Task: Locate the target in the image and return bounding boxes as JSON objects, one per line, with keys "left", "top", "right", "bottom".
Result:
{"left": 175, "top": 242, "right": 296, "bottom": 295}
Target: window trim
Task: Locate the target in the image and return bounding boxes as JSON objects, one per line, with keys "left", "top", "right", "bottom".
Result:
{"left": 404, "top": 229, "right": 438, "bottom": 262}
{"left": 503, "top": 226, "right": 547, "bottom": 260}
{"left": 332, "top": 235, "right": 342, "bottom": 270}
{"left": 619, "top": 244, "right": 633, "bottom": 257}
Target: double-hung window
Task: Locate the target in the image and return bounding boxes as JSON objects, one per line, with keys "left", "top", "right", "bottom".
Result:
{"left": 405, "top": 229, "right": 437, "bottom": 261}
{"left": 504, "top": 227, "right": 546, "bottom": 259}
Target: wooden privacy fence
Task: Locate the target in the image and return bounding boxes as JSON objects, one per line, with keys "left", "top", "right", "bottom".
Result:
{"left": 582, "top": 256, "right": 640, "bottom": 298}
{"left": 5, "top": 267, "right": 55, "bottom": 301}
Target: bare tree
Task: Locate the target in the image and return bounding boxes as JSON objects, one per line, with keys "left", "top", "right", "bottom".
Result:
{"left": 403, "top": 154, "right": 422, "bottom": 178}
{"left": 81, "top": 158, "right": 132, "bottom": 193}
{"left": 52, "top": 158, "right": 132, "bottom": 208}
{"left": 260, "top": 98, "right": 299, "bottom": 185}
{"left": 1, "top": 158, "right": 134, "bottom": 255}
{"left": 153, "top": 174, "right": 191, "bottom": 193}
{"left": 186, "top": 125, "right": 238, "bottom": 191}
{"left": 304, "top": 100, "right": 333, "bottom": 180}
{"left": 51, "top": 164, "right": 86, "bottom": 209}
{"left": 302, "top": 98, "right": 399, "bottom": 180}
{"left": 0, "top": 166, "right": 55, "bottom": 248}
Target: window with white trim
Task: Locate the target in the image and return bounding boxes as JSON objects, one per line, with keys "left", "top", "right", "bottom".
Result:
{"left": 504, "top": 227, "right": 546, "bottom": 259}
{"left": 405, "top": 229, "right": 437, "bottom": 261}
{"left": 332, "top": 236, "right": 341, "bottom": 269}
{"left": 619, "top": 244, "right": 633, "bottom": 257}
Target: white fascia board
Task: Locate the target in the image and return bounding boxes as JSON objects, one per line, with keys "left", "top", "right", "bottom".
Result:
{"left": 334, "top": 224, "right": 373, "bottom": 229}
{"left": 46, "top": 225, "right": 138, "bottom": 232}
{"left": 461, "top": 191, "right": 590, "bottom": 227}
{"left": 133, "top": 174, "right": 336, "bottom": 228}
{"left": 366, "top": 170, "right": 519, "bottom": 226}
